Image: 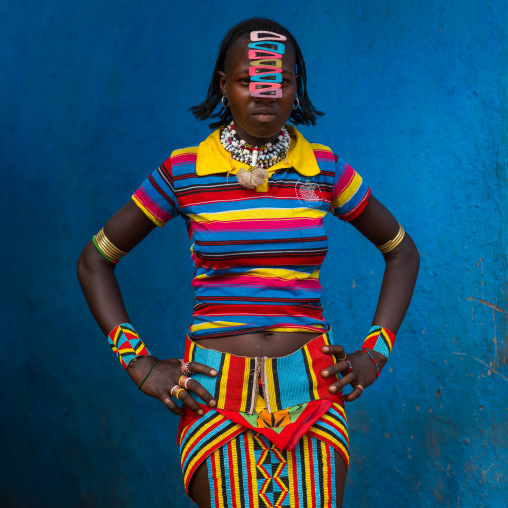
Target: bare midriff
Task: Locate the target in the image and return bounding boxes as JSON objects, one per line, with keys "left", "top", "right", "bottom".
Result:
{"left": 197, "top": 330, "right": 323, "bottom": 358}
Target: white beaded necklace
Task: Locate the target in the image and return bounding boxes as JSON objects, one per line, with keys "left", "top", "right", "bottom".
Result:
{"left": 220, "top": 122, "right": 291, "bottom": 189}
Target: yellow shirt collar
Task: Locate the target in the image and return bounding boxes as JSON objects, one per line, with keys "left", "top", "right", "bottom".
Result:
{"left": 196, "top": 125, "right": 320, "bottom": 192}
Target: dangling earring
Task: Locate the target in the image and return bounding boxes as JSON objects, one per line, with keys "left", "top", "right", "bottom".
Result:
{"left": 293, "top": 97, "right": 300, "bottom": 109}
{"left": 221, "top": 96, "right": 229, "bottom": 108}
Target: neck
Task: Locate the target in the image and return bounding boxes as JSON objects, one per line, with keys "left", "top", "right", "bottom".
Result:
{"left": 220, "top": 122, "right": 291, "bottom": 170}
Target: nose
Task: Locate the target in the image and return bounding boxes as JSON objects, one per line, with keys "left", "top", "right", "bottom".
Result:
{"left": 253, "top": 94, "right": 277, "bottom": 104}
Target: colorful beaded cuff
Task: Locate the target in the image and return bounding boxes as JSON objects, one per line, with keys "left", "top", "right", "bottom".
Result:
{"left": 108, "top": 323, "right": 150, "bottom": 369}
{"left": 362, "top": 325, "right": 395, "bottom": 359}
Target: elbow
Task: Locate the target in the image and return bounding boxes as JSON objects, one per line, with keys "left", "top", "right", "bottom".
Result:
{"left": 384, "top": 233, "right": 420, "bottom": 274}
{"left": 77, "top": 241, "right": 110, "bottom": 286}
{"left": 407, "top": 235, "right": 420, "bottom": 274}
{"left": 403, "top": 235, "right": 420, "bottom": 284}
{"left": 77, "top": 245, "right": 91, "bottom": 286}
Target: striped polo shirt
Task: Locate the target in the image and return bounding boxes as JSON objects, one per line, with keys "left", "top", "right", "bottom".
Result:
{"left": 133, "top": 126, "right": 370, "bottom": 339}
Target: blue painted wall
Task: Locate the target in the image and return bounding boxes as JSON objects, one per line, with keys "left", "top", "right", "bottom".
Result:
{"left": 2, "top": 1, "right": 506, "bottom": 506}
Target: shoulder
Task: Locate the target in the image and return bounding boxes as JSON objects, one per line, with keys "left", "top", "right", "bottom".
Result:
{"left": 310, "top": 143, "right": 336, "bottom": 163}
{"left": 165, "top": 146, "right": 199, "bottom": 169}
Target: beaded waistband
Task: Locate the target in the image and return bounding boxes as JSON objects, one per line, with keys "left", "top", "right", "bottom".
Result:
{"left": 184, "top": 330, "right": 341, "bottom": 414}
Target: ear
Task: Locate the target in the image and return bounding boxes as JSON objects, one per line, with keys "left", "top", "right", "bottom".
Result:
{"left": 218, "top": 71, "right": 227, "bottom": 96}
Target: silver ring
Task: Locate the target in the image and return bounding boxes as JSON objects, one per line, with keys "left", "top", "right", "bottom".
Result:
{"left": 338, "top": 354, "right": 347, "bottom": 361}
{"left": 170, "top": 385, "right": 180, "bottom": 397}
{"left": 179, "top": 375, "right": 192, "bottom": 390}
{"left": 356, "top": 384, "right": 364, "bottom": 392}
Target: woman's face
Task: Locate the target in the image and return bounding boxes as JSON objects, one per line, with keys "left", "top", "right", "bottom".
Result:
{"left": 219, "top": 35, "right": 297, "bottom": 146}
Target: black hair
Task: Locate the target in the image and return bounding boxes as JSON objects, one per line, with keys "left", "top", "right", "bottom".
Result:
{"left": 190, "top": 18, "right": 324, "bottom": 129}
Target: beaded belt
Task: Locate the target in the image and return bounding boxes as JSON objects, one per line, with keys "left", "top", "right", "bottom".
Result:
{"left": 184, "top": 330, "right": 341, "bottom": 414}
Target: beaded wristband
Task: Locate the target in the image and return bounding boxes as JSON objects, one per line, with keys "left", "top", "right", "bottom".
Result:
{"left": 356, "top": 348, "right": 380, "bottom": 378}
{"left": 362, "top": 325, "right": 396, "bottom": 359}
{"left": 108, "top": 323, "right": 151, "bottom": 369}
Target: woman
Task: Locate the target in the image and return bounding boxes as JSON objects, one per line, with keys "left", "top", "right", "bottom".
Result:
{"left": 78, "top": 18, "right": 419, "bottom": 507}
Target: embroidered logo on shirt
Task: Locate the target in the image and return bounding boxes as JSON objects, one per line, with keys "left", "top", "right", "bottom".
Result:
{"left": 295, "top": 178, "right": 323, "bottom": 208}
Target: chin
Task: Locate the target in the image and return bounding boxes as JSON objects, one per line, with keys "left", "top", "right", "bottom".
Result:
{"left": 249, "top": 119, "right": 284, "bottom": 137}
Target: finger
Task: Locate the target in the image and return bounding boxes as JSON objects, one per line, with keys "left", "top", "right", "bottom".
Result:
{"left": 161, "top": 395, "right": 183, "bottom": 415}
{"left": 186, "top": 361, "right": 217, "bottom": 378}
{"left": 328, "top": 372, "right": 355, "bottom": 393}
{"left": 321, "top": 344, "right": 345, "bottom": 357}
{"left": 321, "top": 359, "right": 349, "bottom": 378}
{"left": 184, "top": 377, "right": 217, "bottom": 407}
{"left": 342, "top": 384, "right": 364, "bottom": 403}
{"left": 177, "top": 389, "right": 206, "bottom": 415}
{"left": 178, "top": 375, "right": 192, "bottom": 389}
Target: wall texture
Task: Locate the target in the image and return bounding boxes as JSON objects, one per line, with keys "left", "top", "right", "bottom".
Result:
{"left": 1, "top": 0, "right": 506, "bottom": 506}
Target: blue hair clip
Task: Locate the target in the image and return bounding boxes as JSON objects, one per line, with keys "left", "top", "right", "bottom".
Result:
{"left": 248, "top": 41, "right": 286, "bottom": 55}
{"left": 250, "top": 72, "right": 282, "bottom": 83}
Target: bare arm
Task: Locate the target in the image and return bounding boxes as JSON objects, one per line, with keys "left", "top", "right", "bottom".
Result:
{"left": 349, "top": 195, "right": 420, "bottom": 333}
{"left": 77, "top": 200, "right": 156, "bottom": 332}
{"left": 322, "top": 195, "right": 420, "bottom": 400}
{"left": 77, "top": 199, "right": 216, "bottom": 414}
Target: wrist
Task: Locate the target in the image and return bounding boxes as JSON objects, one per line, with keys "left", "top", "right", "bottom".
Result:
{"left": 107, "top": 323, "right": 151, "bottom": 369}
{"left": 127, "top": 355, "right": 158, "bottom": 383}
{"left": 362, "top": 325, "right": 395, "bottom": 360}
{"left": 355, "top": 348, "right": 383, "bottom": 378}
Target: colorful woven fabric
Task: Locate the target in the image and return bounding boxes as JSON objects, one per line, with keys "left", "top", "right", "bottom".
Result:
{"left": 178, "top": 409, "right": 245, "bottom": 489}
{"left": 362, "top": 325, "right": 396, "bottom": 358}
{"left": 107, "top": 323, "right": 151, "bottom": 369}
{"left": 132, "top": 126, "right": 370, "bottom": 340}
{"left": 184, "top": 331, "right": 343, "bottom": 415}
{"left": 181, "top": 400, "right": 347, "bottom": 506}
{"left": 207, "top": 431, "right": 338, "bottom": 508}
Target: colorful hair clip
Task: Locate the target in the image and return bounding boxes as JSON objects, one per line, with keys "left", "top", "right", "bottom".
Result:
{"left": 248, "top": 49, "right": 283, "bottom": 60}
{"left": 249, "top": 83, "right": 282, "bottom": 91}
{"left": 249, "top": 82, "right": 282, "bottom": 98}
{"left": 249, "top": 66, "right": 282, "bottom": 75}
{"left": 250, "top": 72, "right": 283, "bottom": 83}
{"left": 250, "top": 58, "right": 283, "bottom": 68}
{"left": 251, "top": 89, "right": 283, "bottom": 98}
{"left": 250, "top": 31, "right": 287, "bottom": 42}
{"left": 248, "top": 41, "right": 286, "bottom": 55}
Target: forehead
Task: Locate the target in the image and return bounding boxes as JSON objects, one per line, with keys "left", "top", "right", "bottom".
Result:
{"left": 226, "top": 34, "right": 295, "bottom": 72}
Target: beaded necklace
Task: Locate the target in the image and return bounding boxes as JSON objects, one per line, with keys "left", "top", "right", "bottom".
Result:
{"left": 220, "top": 122, "right": 291, "bottom": 189}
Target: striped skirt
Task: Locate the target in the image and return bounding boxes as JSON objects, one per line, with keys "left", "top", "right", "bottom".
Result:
{"left": 177, "top": 331, "right": 349, "bottom": 507}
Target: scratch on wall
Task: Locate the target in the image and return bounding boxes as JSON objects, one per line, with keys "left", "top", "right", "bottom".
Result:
{"left": 466, "top": 298, "right": 508, "bottom": 315}
{"left": 466, "top": 297, "right": 507, "bottom": 357}
{"left": 452, "top": 352, "right": 508, "bottom": 382}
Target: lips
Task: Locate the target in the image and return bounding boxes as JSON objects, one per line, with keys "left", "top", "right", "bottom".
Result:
{"left": 252, "top": 107, "right": 277, "bottom": 115}
{"left": 251, "top": 107, "right": 278, "bottom": 122}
